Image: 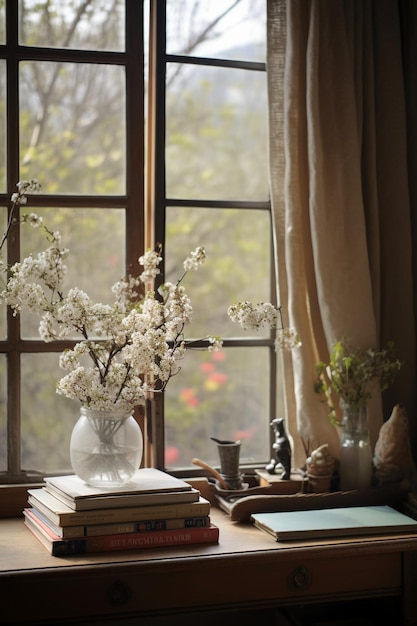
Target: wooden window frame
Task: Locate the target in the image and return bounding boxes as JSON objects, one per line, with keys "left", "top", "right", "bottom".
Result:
{"left": 0, "top": 0, "right": 145, "bottom": 495}
{"left": 148, "top": 0, "right": 277, "bottom": 474}
{"left": 0, "top": 0, "right": 276, "bottom": 516}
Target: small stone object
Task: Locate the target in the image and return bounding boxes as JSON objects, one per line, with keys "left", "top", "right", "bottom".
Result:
{"left": 374, "top": 404, "right": 416, "bottom": 488}
{"left": 306, "top": 444, "right": 335, "bottom": 493}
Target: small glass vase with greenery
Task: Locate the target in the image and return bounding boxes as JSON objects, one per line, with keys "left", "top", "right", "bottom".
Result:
{"left": 315, "top": 339, "right": 402, "bottom": 425}
{"left": 315, "top": 339, "right": 402, "bottom": 491}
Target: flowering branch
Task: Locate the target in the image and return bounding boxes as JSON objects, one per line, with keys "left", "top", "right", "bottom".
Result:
{"left": 0, "top": 179, "right": 42, "bottom": 253}
{"left": 0, "top": 182, "right": 222, "bottom": 411}
{"left": 227, "top": 300, "right": 301, "bottom": 351}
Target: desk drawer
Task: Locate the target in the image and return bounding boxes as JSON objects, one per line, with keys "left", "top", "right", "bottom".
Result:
{"left": 83, "top": 551, "right": 402, "bottom": 614}
{"left": 130, "top": 551, "right": 401, "bottom": 610}
{"left": 0, "top": 551, "right": 402, "bottom": 623}
{"left": 251, "top": 551, "right": 401, "bottom": 600}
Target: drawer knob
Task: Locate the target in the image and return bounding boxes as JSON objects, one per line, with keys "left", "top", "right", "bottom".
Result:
{"left": 106, "top": 580, "right": 132, "bottom": 606}
{"left": 288, "top": 565, "right": 312, "bottom": 590}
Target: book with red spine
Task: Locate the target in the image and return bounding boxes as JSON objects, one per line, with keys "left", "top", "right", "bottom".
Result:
{"left": 23, "top": 509, "right": 219, "bottom": 556}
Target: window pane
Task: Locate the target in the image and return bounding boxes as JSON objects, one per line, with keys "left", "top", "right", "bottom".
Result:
{"left": 0, "top": 354, "right": 6, "bottom": 471}
{"left": 166, "top": 207, "right": 272, "bottom": 337}
{"left": 166, "top": 0, "right": 265, "bottom": 62}
{"left": 21, "top": 353, "right": 78, "bottom": 473}
{"left": 19, "top": 0, "right": 125, "bottom": 52}
{"left": 20, "top": 208, "right": 125, "bottom": 338}
{"left": 0, "top": 205, "right": 5, "bottom": 339}
{"left": 166, "top": 64, "right": 268, "bottom": 201}
{"left": 0, "top": 61, "right": 5, "bottom": 192}
{"left": 165, "top": 347, "right": 270, "bottom": 469}
{"left": 19, "top": 62, "right": 126, "bottom": 195}
{"left": 0, "top": 1, "right": 4, "bottom": 44}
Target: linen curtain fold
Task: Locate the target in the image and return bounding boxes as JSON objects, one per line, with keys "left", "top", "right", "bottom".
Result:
{"left": 267, "top": 0, "right": 416, "bottom": 466}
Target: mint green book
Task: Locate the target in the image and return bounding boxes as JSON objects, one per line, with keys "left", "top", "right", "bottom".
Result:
{"left": 251, "top": 505, "right": 417, "bottom": 541}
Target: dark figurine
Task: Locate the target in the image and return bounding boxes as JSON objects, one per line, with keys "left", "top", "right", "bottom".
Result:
{"left": 266, "top": 417, "right": 292, "bottom": 480}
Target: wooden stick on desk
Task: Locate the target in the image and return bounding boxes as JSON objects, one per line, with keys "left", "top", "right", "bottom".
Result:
{"left": 192, "top": 458, "right": 228, "bottom": 490}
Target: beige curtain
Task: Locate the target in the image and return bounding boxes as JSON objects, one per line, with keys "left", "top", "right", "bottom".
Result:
{"left": 268, "top": 0, "right": 416, "bottom": 467}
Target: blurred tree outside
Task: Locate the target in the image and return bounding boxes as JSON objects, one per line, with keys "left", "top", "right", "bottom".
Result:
{"left": 0, "top": 0, "right": 274, "bottom": 475}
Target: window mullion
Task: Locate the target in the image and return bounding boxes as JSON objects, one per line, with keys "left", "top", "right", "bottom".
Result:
{"left": 5, "top": 0, "right": 23, "bottom": 479}
{"left": 5, "top": 0, "right": 19, "bottom": 193}
{"left": 125, "top": 0, "right": 145, "bottom": 270}
{"left": 146, "top": 0, "right": 167, "bottom": 469}
{"left": 6, "top": 350, "right": 22, "bottom": 477}
{"left": 148, "top": 0, "right": 166, "bottom": 255}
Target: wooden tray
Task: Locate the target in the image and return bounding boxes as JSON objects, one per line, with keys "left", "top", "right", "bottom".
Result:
{"left": 212, "top": 482, "right": 409, "bottom": 522}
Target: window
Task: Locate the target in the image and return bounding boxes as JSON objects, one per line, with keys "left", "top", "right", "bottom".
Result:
{"left": 0, "top": 0, "right": 278, "bottom": 490}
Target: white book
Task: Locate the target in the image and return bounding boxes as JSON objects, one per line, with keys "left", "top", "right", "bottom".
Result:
{"left": 251, "top": 505, "right": 417, "bottom": 541}
{"left": 43, "top": 468, "right": 197, "bottom": 510}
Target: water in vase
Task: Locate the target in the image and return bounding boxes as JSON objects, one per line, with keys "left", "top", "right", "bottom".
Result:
{"left": 340, "top": 442, "right": 372, "bottom": 491}
{"left": 71, "top": 445, "right": 140, "bottom": 488}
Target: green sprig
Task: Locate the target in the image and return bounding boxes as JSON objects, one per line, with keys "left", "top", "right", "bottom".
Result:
{"left": 315, "top": 339, "right": 402, "bottom": 425}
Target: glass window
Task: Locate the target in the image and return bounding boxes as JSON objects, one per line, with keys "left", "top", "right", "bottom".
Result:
{"left": 165, "top": 346, "right": 271, "bottom": 469}
{"left": 21, "top": 353, "right": 77, "bottom": 473}
{"left": 166, "top": 0, "right": 265, "bottom": 62}
{"left": 0, "top": 354, "right": 6, "bottom": 472}
{"left": 19, "top": 0, "right": 125, "bottom": 52}
{"left": 1, "top": 0, "right": 141, "bottom": 485}
{"left": 1, "top": 0, "right": 274, "bottom": 487}
{"left": 19, "top": 62, "right": 126, "bottom": 194}
{"left": 0, "top": 61, "right": 5, "bottom": 192}
{"left": 0, "top": 2, "right": 4, "bottom": 45}
{"left": 20, "top": 208, "right": 125, "bottom": 338}
{"left": 166, "top": 64, "right": 268, "bottom": 201}
{"left": 165, "top": 206, "right": 271, "bottom": 337}
{"left": 0, "top": 206, "right": 6, "bottom": 339}
{"left": 159, "top": 0, "right": 274, "bottom": 470}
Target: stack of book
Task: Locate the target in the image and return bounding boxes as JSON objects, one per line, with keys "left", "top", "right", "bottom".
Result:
{"left": 23, "top": 468, "right": 218, "bottom": 556}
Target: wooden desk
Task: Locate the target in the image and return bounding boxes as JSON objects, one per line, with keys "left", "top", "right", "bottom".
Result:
{"left": 1, "top": 507, "right": 417, "bottom": 625}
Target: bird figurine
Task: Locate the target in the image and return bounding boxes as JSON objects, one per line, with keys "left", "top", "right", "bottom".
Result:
{"left": 266, "top": 417, "right": 292, "bottom": 480}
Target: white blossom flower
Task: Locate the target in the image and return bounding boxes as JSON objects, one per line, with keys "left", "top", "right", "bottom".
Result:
{"left": 16, "top": 179, "right": 41, "bottom": 194}
{"left": 208, "top": 336, "right": 223, "bottom": 352}
{"left": 12, "top": 180, "right": 42, "bottom": 206}
{"left": 112, "top": 274, "right": 142, "bottom": 307}
{"left": 183, "top": 246, "right": 206, "bottom": 272}
{"left": 228, "top": 301, "right": 301, "bottom": 352}
{"left": 227, "top": 301, "right": 279, "bottom": 331}
{"left": 275, "top": 328, "right": 302, "bottom": 351}
{"left": 138, "top": 249, "right": 163, "bottom": 283}
{"left": 24, "top": 213, "right": 43, "bottom": 228}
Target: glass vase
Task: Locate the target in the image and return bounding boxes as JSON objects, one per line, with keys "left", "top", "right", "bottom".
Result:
{"left": 70, "top": 407, "right": 143, "bottom": 488}
{"left": 339, "top": 404, "right": 373, "bottom": 491}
